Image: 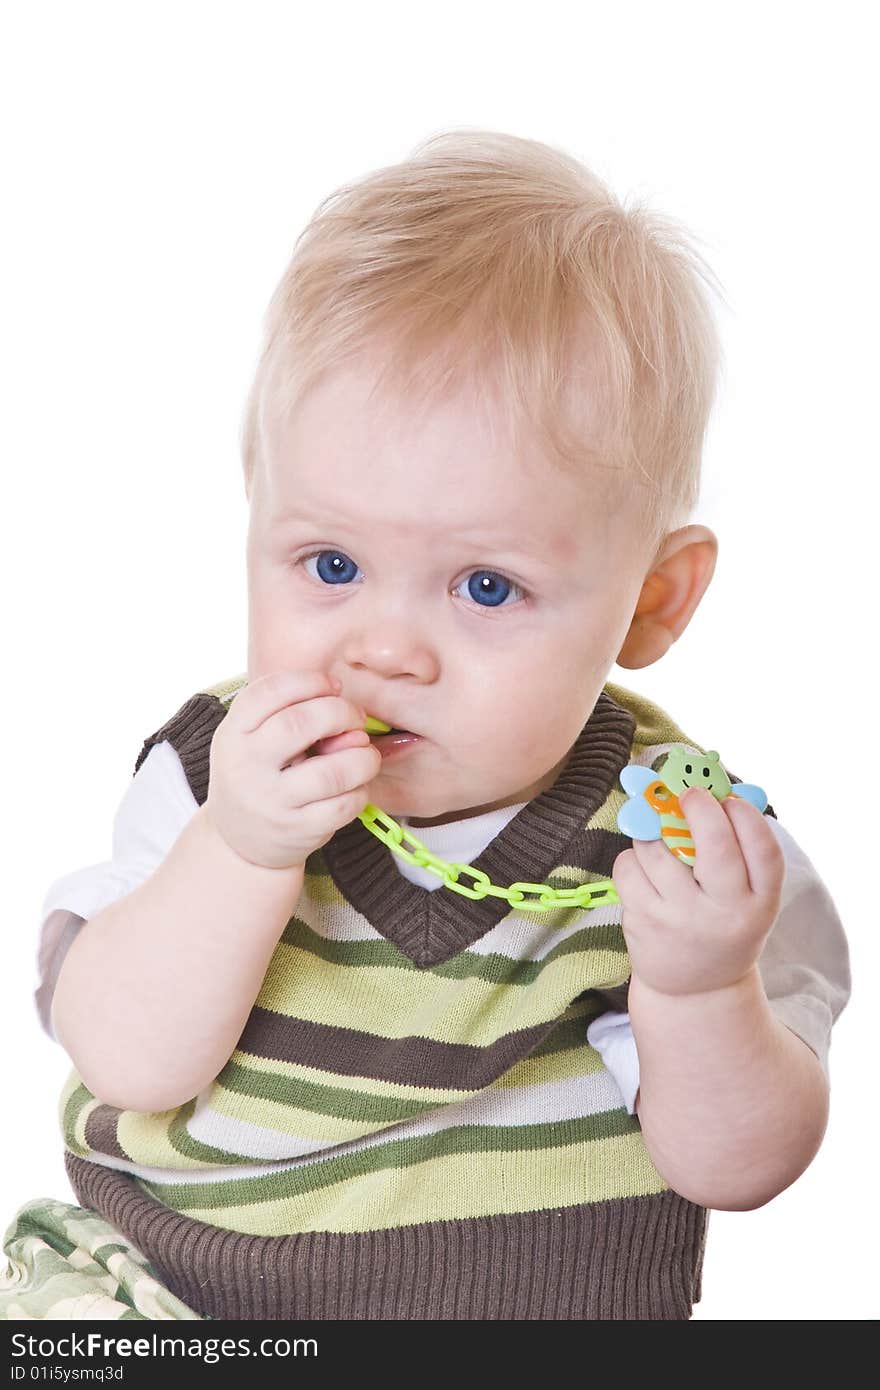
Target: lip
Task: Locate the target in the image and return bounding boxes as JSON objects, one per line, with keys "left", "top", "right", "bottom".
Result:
{"left": 368, "top": 730, "right": 422, "bottom": 758}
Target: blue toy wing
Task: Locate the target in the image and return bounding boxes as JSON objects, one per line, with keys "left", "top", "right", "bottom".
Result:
{"left": 727, "top": 782, "right": 768, "bottom": 812}
{"left": 619, "top": 764, "right": 657, "bottom": 797}
{"left": 617, "top": 796, "right": 662, "bottom": 842}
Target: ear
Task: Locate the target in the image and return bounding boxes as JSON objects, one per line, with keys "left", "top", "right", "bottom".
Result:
{"left": 616, "top": 525, "right": 718, "bottom": 670}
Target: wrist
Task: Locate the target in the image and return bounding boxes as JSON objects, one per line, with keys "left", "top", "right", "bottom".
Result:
{"left": 195, "top": 804, "right": 306, "bottom": 888}
{"left": 191, "top": 806, "right": 305, "bottom": 911}
{"left": 628, "top": 963, "right": 763, "bottom": 1011}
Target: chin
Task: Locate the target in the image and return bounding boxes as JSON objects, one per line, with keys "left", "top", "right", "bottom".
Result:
{"left": 369, "top": 790, "right": 447, "bottom": 823}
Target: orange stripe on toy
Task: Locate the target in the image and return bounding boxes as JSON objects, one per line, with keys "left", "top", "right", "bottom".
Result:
{"left": 645, "top": 781, "right": 678, "bottom": 813}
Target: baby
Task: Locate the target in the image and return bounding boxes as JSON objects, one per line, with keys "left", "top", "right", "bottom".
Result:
{"left": 2, "top": 130, "right": 850, "bottom": 1323}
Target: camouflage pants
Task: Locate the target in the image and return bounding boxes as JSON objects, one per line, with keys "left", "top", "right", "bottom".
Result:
{"left": 0, "top": 1197, "right": 208, "bottom": 1320}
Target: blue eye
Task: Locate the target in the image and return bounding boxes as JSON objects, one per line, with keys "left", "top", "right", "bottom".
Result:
{"left": 303, "top": 551, "right": 363, "bottom": 585}
{"left": 453, "top": 570, "right": 522, "bottom": 608}
{"left": 301, "top": 551, "right": 523, "bottom": 609}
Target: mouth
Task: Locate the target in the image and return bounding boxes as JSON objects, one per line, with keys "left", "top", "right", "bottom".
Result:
{"left": 681, "top": 779, "right": 713, "bottom": 791}
{"left": 363, "top": 714, "right": 417, "bottom": 736}
{"left": 363, "top": 715, "right": 422, "bottom": 757}
{"left": 369, "top": 730, "right": 422, "bottom": 759}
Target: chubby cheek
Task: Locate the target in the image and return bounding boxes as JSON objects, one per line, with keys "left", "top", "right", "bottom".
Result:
{"left": 501, "top": 661, "right": 605, "bottom": 773}
{"left": 246, "top": 588, "right": 325, "bottom": 684}
{"left": 461, "top": 675, "right": 566, "bottom": 764}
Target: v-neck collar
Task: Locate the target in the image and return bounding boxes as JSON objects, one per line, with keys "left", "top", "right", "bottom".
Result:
{"left": 321, "top": 687, "right": 636, "bottom": 967}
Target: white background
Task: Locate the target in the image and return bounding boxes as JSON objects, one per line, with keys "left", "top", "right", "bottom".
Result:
{"left": 1, "top": 0, "right": 876, "bottom": 1321}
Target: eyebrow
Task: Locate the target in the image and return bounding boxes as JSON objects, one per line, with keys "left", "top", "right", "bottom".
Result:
{"left": 269, "top": 506, "right": 566, "bottom": 574}
{"left": 270, "top": 506, "right": 528, "bottom": 546}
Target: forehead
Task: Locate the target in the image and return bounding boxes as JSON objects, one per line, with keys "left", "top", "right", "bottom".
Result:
{"left": 257, "top": 356, "right": 621, "bottom": 555}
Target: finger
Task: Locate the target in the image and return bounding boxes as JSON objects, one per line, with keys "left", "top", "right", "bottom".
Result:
{"left": 630, "top": 833, "right": 700, "bottom": 902}
{"left": 311, "top": 728, "right": 371, "bottom": 756}
{"left": 268, "top": 695, "right": 367, "bottom": 771}
{"left": 231, "top": 670, "right": 340, "bottom": 734}
{"left": 680, "top": 787, "right": 751, "bottom": 901}
{"left": 612, "top": 846, "right": 664, "bottom": 910}
{"left": 282, "top": 743, "right": 382, "bottom": 809}
{"left": 721, "top": 794, "right": 786, "bottom": 898}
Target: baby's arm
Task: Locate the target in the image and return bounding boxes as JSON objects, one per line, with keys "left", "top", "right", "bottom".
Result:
{"left": 628, "top": 967, "right": 829, "bottom": 1210}
{"left": 612, "top": 785, "right": 842, "bottom": 1210}
{"left": 52, "top": 670, "right": 381, "bottom": 1113}
{"left": 588, "top": 813, "right": 851, "bottom": 1123}
{"left": 51, "top": 804, "right": 304, "bottom": 1112}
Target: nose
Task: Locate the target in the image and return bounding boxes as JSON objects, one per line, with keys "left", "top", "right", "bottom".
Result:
{"left": 343, "top": 617, "right": 439, "bottom": 683}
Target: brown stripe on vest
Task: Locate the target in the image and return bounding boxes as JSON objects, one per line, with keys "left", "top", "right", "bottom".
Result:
{"left": 237, "top": 1003, "right": 605, "bottom": 1091}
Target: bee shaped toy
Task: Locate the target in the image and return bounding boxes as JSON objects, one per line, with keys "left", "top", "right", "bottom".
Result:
{"left": 617, "top": 746, "right": 768, "bottom": 868}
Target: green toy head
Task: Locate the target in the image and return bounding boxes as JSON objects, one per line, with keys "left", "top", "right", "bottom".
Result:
{"left": 363, "top": 715, "right": 392, "bottom": 734}
{"left": 659, "top": 747, "right": 732, "bottom": 802}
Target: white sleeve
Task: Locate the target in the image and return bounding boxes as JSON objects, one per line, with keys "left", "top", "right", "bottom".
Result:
{"left": 586, "top": 1010, "right": 639, "bottom": 1114}
{"left": 586, "top": 816, "right": 852, "bottom": 1114}
{"left": 34, "top": 740, "right": 200, "bottom": 1040}
{"left": 752, "top": 817, "right": 851, "bottom": 1080}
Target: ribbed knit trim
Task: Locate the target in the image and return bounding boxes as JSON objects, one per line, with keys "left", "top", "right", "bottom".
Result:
{"left": 65, "top": 1152, "right": 707, "bottom": 1321}
{"left": 322, "top": 689, "right": 636, "bottom": 966}
{"left": 134, "top": 693, "right": 226, "bottom": 806}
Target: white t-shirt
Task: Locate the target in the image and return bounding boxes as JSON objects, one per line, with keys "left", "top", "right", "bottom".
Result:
{"left": 35, "top": 740, "right": 852, "bottom": 1116}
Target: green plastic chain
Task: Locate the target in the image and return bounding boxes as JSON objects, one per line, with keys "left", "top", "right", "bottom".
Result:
{"left": 357, "top": 715, "right": 619, "bottom": 913}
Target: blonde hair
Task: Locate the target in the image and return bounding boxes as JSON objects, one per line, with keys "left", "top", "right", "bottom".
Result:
{"left": 241, "top": 129, "right": 725, "bottom": 561}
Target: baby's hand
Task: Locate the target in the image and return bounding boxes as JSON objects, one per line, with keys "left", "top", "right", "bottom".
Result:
{"left": 611, "top": 787, "right": 786, "bottom": 997}
{"left": 204, "top": 670, "right": 382, "bottom": 871}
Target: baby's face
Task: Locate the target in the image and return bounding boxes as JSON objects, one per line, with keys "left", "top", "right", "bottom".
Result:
{"left": 246, "top": 355, "right": 650, "bottom": 827}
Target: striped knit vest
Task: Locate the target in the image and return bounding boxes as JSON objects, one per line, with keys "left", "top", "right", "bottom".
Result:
{"left": 62, "top": 674, "right": 773, "bottom": 1319}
